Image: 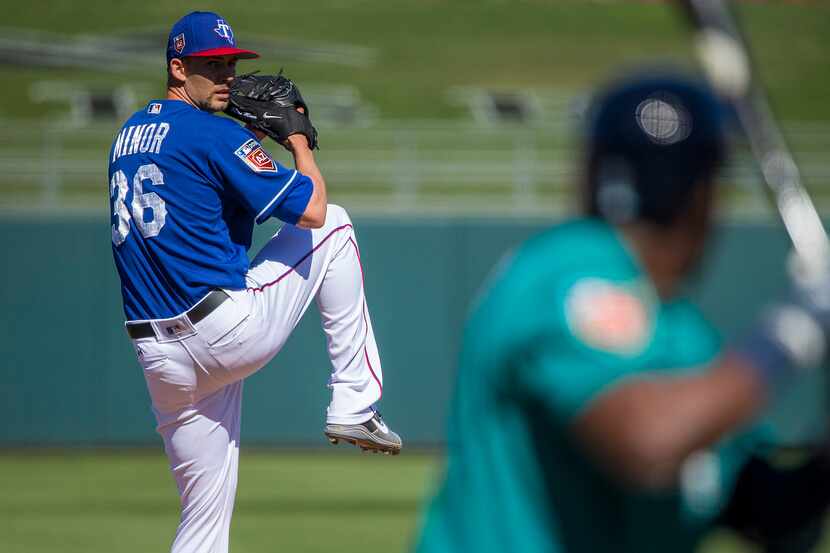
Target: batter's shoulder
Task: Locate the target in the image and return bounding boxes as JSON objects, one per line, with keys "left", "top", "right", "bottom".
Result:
{"left": 466, "top": 218, "right": 657, "bottom": 370}
{"left": 515, "top": 218, "right": 635, "bottom": 280}
{"left": 500, "top": 218, "right": 657, "bottom": 346}
{"left": 476, "top": 220, "right": 625, "bottom": 321}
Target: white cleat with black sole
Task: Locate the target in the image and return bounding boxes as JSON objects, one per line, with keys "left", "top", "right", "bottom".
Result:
{"left": 324, "top": 410, "right": 402, "bottom": 455}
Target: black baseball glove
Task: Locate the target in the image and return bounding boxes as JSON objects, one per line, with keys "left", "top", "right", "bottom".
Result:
{"left": 225, "top": 70, "right": 319, "bottom": 150}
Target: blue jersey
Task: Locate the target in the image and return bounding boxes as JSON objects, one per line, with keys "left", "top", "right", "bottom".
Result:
{"left": 108, "top": 100, "right": 313, "bottom": 321}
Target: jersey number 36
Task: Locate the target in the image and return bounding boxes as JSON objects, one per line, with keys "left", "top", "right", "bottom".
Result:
{"left": 110, "top": 163, "right": 167, "bottom": 246}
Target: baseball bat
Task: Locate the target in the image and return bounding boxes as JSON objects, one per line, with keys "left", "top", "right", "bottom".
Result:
{"left": 678, "top": 0, "right": 830, "bottom": 279}
{"left": 679, "top": 5, "right": 830, "bottom": 553}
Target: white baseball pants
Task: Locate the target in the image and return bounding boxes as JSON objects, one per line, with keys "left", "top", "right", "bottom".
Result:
{"left": 130, "top": 204, "right": 384, "bottom": 553}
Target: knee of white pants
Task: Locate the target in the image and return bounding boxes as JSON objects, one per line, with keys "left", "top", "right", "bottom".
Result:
{"left": 325, "top": 203, "right": 351, "bottom": 227}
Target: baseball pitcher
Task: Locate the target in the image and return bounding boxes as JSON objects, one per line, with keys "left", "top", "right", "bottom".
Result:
{"left": 108, "top": 11, "right": 401, "bottom": 553}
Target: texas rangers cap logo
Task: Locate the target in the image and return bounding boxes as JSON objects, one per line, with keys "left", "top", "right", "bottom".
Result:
{"left": 174, "top": 33, "right": 185, "bottom": 54}
{"left": 214, "top": 19, "right": 234, "bottom": 44}
{"left": 235, "top": 138, "right": 276, "bottom": 173}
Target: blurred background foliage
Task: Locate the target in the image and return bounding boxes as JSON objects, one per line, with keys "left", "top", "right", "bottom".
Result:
{"left": 0, "top": 0, "right": 827, "bottom": 215}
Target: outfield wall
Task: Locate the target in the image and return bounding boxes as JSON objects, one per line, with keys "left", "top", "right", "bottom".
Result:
{"left": 0, "top": 215, "right": 825, "bottom": 446}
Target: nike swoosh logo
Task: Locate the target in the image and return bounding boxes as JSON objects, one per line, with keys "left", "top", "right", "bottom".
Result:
{"left": 263, "top": 113, "right": 283, "bottom": 120}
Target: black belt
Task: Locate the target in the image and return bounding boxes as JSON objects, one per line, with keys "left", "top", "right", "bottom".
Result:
{"left": 125, "top": 290, "right": 230, "bottom": 340}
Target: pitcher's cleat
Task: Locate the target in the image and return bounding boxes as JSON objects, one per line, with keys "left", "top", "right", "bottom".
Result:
{"left": 324, "top": 410, "right": 402, "bottom": 455}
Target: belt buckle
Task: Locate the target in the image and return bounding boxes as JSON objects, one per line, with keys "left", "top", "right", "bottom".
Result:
{"left": 152, "top": 316, "right": 197, "bottom": 343}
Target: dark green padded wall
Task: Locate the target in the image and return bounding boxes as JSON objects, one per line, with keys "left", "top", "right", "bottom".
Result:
{"left": 0, "top": 216, "right": 824, "bottom": 445}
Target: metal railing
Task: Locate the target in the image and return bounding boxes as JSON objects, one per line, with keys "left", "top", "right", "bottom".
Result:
{"left": 0, "top": 119, "right": 828, "bottom": 217}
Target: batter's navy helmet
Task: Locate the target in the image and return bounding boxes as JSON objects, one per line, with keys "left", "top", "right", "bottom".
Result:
{"left": 584, "top": 73, "right": 728, "bottom": 226}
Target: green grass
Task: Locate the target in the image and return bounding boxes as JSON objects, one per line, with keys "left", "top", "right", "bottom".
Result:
{"left": 0, "top": 450, "right": 438, "bottom": 553}
{"left": 3, "top": 449, "right": 830, "bottom": 553}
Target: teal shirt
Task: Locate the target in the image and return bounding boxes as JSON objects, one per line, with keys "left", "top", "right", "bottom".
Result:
{"left": 416, "top": 219, "right": 763, "bottom": 553}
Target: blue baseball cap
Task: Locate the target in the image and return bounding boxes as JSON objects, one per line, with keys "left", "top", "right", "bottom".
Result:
{"left": 584, "top": 72, "right": 728, "bottom": 225}
{"left": 166, "top": 11, "right": 258, "bottom": 62}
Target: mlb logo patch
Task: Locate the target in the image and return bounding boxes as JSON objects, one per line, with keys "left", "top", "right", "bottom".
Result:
{"left": 148, "top": 103, "right": 162, "bottom": 115}
{"left": 235, "top": 139, "right": 277, "bottom": 173}
{"left": 174, "top": 33, "right": 186, "bottom": 54}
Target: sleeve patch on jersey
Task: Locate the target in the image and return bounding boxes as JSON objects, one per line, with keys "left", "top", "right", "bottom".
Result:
{"left": 234, "top": 138, "right": 277, "bottom": 173}
{"left": 564, "top": 278, "right": 651, "bottom": 354}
